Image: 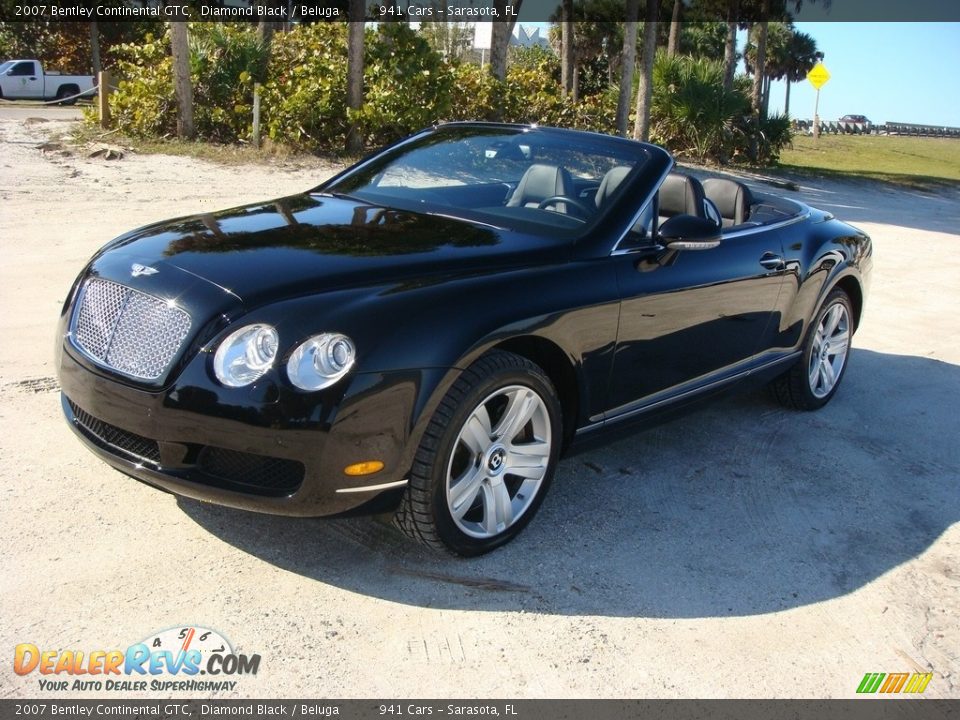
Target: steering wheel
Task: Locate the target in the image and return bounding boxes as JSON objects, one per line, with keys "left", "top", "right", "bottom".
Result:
{"left": 537, "top": 195, "right": 591, "bottom": 219}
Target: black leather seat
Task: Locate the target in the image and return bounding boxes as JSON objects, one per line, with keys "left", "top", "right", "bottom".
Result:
{"left": 507, "top": 164, "right": 575, "bottom": 213}
{"left": 658, "top": 173, "right": 708, "bottom": 226}
{"left": 594, "top": 166, "right": 632, "bottom": 208}
{"left": 703, "top": 178, "right": 755, "bottom": 227}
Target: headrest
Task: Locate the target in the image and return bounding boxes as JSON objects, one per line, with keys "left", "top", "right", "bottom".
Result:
{"left": 703, "top": 178, "right": 755, "bottom": 226}
{"left": 507, "top": 164, "right": 574, "bottom": 207}
{"left": 659, "top": 173, "right": 707, "bottom": 218}
{"left": 595, "top": 166, "right": 633, "bottom": 208}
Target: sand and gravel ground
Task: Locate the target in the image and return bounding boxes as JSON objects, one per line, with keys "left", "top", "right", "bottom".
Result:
{"left": 1, "top": 107, "right": 957, "bottom": 699}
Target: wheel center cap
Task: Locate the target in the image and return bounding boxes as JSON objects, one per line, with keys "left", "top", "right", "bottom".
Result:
{"left": 487, "top": 447, "right": 507, "bottom": 475}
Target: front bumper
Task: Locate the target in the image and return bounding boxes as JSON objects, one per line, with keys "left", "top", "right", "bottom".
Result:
{"left": 57, "top": 342, "right": 442, "bottom": 517}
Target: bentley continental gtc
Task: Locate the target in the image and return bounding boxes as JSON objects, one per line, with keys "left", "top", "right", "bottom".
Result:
{"left": 56, "top": 123, "right": 872, "bottom": 555}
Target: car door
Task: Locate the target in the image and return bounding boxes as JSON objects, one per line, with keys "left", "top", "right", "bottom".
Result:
{"left": 4, "top": 61, "right": 42, "bottom": 99}
{"left": 606, "top": 205, "right": 786, "bottom": 417}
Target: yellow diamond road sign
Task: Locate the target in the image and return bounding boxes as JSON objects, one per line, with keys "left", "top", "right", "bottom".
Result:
{"left": 807, "top": 62, "right": 831, "bottom": 90}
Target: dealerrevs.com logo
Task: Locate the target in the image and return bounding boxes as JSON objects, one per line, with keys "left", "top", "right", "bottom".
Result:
{"left": 14, "top": 626, "right": 261, "bottom": 692}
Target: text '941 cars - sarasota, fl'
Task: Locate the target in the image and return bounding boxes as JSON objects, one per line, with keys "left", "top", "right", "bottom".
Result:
{"left": 57, "top": 123, "right": 872, "bottom": 555}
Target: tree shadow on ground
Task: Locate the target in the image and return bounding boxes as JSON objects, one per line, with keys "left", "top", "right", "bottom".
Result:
{"left": 180, "top": 349, "right": 959, "bottom": 618}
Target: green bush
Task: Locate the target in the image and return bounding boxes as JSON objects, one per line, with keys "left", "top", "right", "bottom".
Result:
{"left": 356, "top": 23, "right": 453, "bottom": 144}
{"left": 259, "top": 23, "right": 349, "bottom": 150}
{"left": 739, "top": 113, "right": 793, "bottom": 164}
{"left": 189, "top": 24, "right": 268, "bottom": 142}
{"left": 444, "top": 64, "right": 507, "bottom": 122}
{"left": 443, "top": 61, "right": 616, "bottom": 132}
{"left": 108, "top": 33, "right": 176, "bottom": 138}
{"left": 650, "top": 51, "right": 750, "bottom": 163}
{"left": 262, "top": 23, "right": 452, "bottom": 150}
{"left": 97, "top": 24, "right": 786, "bottom": 166}
{"left": 107, "top": 24, "right": 267, "bottom": 142}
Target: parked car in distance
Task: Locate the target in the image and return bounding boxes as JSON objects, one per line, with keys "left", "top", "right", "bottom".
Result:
{"left": 839, "top": 114, "right": 871, "bottom": 125}
{"left": 0, "top": 59, "right": 94, "bottom": 104}
{"left": 56, "top": 123, "right": 872, "bottom": 556}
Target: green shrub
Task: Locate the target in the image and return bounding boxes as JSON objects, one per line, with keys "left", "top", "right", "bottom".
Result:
{"left": 650, "top": 51, "right": 750, "bottom": 163}
{"left": 260, "top": 23, "right": 349, "bottom": 150}
{"left": 107, "top": 24, "right": 267, "bottom": 143}
{"left": 263, "top": 23, "right": 452, "bottom": 150}
{"left": 108, "top": 32, "right": 176, "bottom": 138}
{"left": 442, "top": 61, "right": 615, "bottom": 135}
{"left": 444, "top": 64, "right": 507, "bottom": 122}
{"left": 189, "top": 24, "right": 268, "bottom": 142}
{"left": 356, "top": 23, "right": 453, "bottom": 144}
{"left": 97, "top": 24, "right": 784, "bottom": 165}
{"left": 742, "top": 113, "right": 793, "bottom": 164}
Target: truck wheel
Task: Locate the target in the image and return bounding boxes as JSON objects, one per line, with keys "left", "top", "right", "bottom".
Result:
{"left": 55, "top": 86, "right": 79, "bottom": 106}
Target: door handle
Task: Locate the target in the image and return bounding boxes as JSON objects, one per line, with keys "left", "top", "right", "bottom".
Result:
{"left": 759, "top": 252, "right": 785, "bottom": 270}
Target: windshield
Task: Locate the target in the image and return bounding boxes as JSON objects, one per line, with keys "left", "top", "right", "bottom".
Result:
{"left": 0, "top": 62, "right": 14, "bottom": 74}
{"left": 323, "top": 125, "right": 654, "bottom": 238}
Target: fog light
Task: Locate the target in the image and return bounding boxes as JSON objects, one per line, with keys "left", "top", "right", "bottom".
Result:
{"left": 344, "top": 461, "right": 385, "bottom": 476}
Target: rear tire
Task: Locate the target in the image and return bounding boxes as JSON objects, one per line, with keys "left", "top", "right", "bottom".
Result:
{"left": 55, "top": 86, "right": 79, "bottom": 106}
{"left": 394, "top": 351, "right": 562, "bottom": 556}
{"left": 770, "top": 288, "right": 854, "bottom": 410}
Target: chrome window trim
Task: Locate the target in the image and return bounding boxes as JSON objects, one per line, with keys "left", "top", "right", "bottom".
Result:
{"left": 721, "top": 209, "right": 811, "bottom": 238}
{"left": 610, "top": 163, "right": 672, "bottom": 256}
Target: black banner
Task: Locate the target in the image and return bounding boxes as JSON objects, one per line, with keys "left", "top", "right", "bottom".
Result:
{"left": 0, "top": 700, "right": 958, "bottom": 720}
{"left": 1, "top": 0, "right": 960, "bottom": 23}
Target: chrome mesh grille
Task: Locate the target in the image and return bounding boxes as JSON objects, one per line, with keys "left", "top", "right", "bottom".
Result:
{"left": 71, "top": 278, "right": 191, "bottom": 380}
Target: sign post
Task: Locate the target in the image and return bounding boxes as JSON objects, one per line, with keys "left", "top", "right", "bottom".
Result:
{"left": 807, "top": 62, "right": 831, "bottom": 140}
{"left": 474, "top": 23, "right": 492, "bottom": 68}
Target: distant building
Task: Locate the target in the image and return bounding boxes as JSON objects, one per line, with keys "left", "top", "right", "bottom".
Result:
{"left": 511, "top": 25, "right": 551, "bottom": 49}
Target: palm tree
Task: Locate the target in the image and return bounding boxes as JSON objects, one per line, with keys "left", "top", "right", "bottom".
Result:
{"left": 780, "top": 31, "right": 820, "bottom": 116}
{"left": 346, "top": 0, "right": 365, "bottom": 153}
{"left": 746, "top": 21, "right": 792, "bottom": 117}
{"left": 745, "top": 22, "right": 816, "bottom": 117}
{"left": 722, "top": 0, "right": 739, "bottom": 90}
{"left": 667, "top": 0, "right": 682, "bottom": 57}
{"left": 490, "top": 0, "right": 522, "bottom": 81}
{"left": 633, "top": 0, "right": 658, "bottom": 141}
{"left": 561, "top": 0, "right": 575, "bottom": 95}
{"left": 616, "top": 0, "right": 640, "bottom": 135}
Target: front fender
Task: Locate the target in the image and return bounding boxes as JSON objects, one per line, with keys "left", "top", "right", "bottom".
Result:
{"left": 777, "top": 218, "right": 872, "bottom": 350}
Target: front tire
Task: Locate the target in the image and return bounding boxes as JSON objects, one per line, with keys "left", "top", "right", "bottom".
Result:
{"left": 770, "top": 288, "right": 854, "bottom": 410}
{"left": 395, "top": 351, "right": 562, "bottom": 556}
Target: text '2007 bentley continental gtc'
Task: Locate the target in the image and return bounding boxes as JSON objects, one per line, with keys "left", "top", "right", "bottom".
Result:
{"left": 57, "top": 123, "right": 872, "bottom": 555}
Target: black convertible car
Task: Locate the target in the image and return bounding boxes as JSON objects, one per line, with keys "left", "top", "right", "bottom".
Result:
{"left": 57, "top": 123, "right": 872, "bottom": 555}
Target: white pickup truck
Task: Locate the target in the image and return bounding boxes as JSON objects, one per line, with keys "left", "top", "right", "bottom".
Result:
{"left": 0, "top": 59, "right": 95, "bottom": 104}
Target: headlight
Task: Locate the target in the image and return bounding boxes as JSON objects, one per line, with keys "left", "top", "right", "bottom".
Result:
{"left": 213, "top": 324, "right": 279, "bottom": 387}
{"left": 287, "top": 333, "right": 356, "bottom": 391}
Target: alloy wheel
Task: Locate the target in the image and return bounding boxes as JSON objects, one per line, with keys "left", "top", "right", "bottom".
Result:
{"left": 445, "top": 385, "right": 552, "bottom": 539}
{"left": 808, "top": 302, "right": 851, "bottom": 399}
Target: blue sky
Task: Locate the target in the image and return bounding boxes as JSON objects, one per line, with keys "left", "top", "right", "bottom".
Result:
{"left": 766, "top": 23, "right": 960, "bottom": 126}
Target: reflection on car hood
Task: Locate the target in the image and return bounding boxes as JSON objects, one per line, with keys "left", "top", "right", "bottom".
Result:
{"left": 98, "top": 193, "right": 555, "bottom": 305}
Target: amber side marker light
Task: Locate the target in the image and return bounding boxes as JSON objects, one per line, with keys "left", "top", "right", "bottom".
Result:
{"left": 344, "top": 461, "right": 385, "bottom": 476}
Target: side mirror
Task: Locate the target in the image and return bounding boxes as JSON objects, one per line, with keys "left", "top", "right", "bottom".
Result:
{"left": 659, "top": 214, "right": 721, "bottom": 250}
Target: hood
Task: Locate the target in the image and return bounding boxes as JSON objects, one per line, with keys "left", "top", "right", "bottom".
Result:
{"left": 98, "top": 194, "right": 553, "bottom": 306}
